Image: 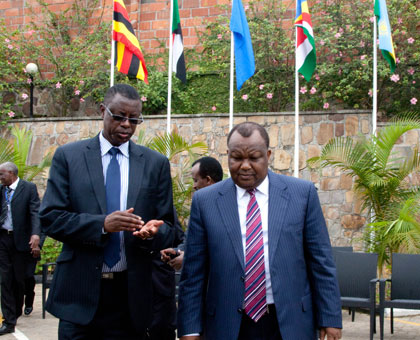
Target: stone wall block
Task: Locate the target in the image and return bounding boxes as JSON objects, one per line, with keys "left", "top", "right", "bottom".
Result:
{"left": 345, "top": 116, "right": 359, "bottom": 136}
{"left": 341, "top": 214, "right": 366, "bottom": 229}
{"left": 317, "top": 123, "right": 334, "bottom": 145}
{"left": 268, "top": 125, "right": 279, "bottom": 148}
{"left": 273, "top": 149, "right": 291, "bottom": 170}
{"left": 281, "top": 124, "right": 294, "bottom": 146}
{"left": 340, "top": 174, "right": 353, "bottom": 190}
{"left": 301, "top": 126, "right": 313, "bottom": 144}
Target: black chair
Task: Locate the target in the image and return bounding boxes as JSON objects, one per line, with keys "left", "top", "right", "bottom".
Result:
{"left": 42, "top": 262, "right": 56, "bottom": 319}
{"left": 379, "top": 253, "right": 420, "bottom": 340}
{"left": 335, "top": 251, "right": 379, "bottom": 340}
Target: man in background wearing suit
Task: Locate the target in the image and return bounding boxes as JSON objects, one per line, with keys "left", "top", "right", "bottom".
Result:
{"left": 178, "top": 122, "right": 342, "bottom": 340}
{"left": 39, "top": 84, "right": 175, "bottom": 340}
{"left": 0, "top": 162, "right": 41, "bottom": 335}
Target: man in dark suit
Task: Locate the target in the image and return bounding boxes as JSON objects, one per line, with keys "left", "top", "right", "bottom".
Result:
{"left": 0, "top": 162, "right": 41, "bottom": 335}
{"left": 177, "top": 122, "right": 342, "bottom": 340}
{"left": 39, "top": 84, "right": 175, "bottom": 340}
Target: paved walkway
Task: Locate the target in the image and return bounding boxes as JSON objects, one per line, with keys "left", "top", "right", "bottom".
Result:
{"left": 1, "top": 284, "right": 419, "bottom": 339}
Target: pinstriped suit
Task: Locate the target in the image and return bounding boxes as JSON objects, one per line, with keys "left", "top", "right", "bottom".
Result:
{"left": 177, "top": 171, "right": 342, "bottom": 340}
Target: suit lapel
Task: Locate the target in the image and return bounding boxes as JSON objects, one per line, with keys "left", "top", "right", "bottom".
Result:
{"left": 10, "top": 180, "right": 24, "bottom": 202}
{"left": 127, "top": 141, "right": 144, "bottom": 209}
{"left": 84, "top": 135, "right": 107, "bottom": 214}
{"left": 216, "top": 179, "right": 244, "bottom": 270}
{"left": 267, "top": 172, "right": 290, "bottom": 263}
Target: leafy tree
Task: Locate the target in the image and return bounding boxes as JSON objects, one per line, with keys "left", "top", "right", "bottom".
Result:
{"left": 307, "top": 114, "right": 420, "bottom": 274}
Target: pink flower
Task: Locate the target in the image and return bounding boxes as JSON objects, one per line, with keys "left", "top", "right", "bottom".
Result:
{"left": 4, "top": 38, "right": 10, "bottom": 43}
{"left": 107, "top": 59, "right": 111, "bottom": 64}
{"left": 402, "top": 31, "right": 406, "bottom": 35}
{"left": 7, "top": 111, "right": 15, "bottom": 118}
{"left": 368, "top": 89, "right": 373, "bottom": 97}
{"left": 407, "top": 37, "right": 415, "bottom": 44}
{"left": 266, "top": 93, "right": 273, "bottom": 99}
{"left": 7, "top": 61, "right": 11, "bottom": 65}
{"left": 310, "top": 87, "right": 317, "bottom": 94}
{"left": 408, "top": 68, "right": 415, "bottom": 75}
{"left": 339, "top": 27, "right": 344, "bottom": 33}
{"left": 75, "top": 90, "right": 81, "bottom": 95}
{"left": 360, "top": 41, "right": 365, "bottom": 47}
{"left": 141, "top": 96, "right": 147, "bottom": 102}
{"left": 244, "top": 5, "right": 249, "bottom": 10}
{"left": 369, "top": 16, "right": 375, "bottom": 23}
{"left": 360, "top": 55, "right": 366, "bottom": 60}
{"left": 242, "top": 94, "right": 248, "bottom": 101}
{"left": 315, "top": 74, "right": 320, "bottom": 81}
{"left": 80, "top": 98, "right": 85, "bottom": 103}
{"left": 211, "top": 106, "right": 217, "bottom": 111}
{"left": 395, "top": 58, "right": 400, "bottom": 64}
{"left": 217, "top": 34, "right": 222, "bottom": 40}
{"left": 21, "top": 93, "right": 28, "bottom": 100}
{"left": 23, "top": 68, "right": 27, "bottom": 73}
{"left": 79, "top": 80, "right": 85, "bottom": 85}
{"left": 413, "top": 81, "right": 416, "bottom": 84}
{"left": 397, "top": 18, "right": 403, "bottom": 24}
{"left": 334, "top": 32, "right": 341, "bottom": 38}
{"left": 27, "top": 78, "right": 32, "bottom": 84}
{"left": 27, "top": 29, "right": 36, "bottom": 35}
{"left": 56, "top": 82, "right": 62, "bottom": 89}
{"left": 410, "top": 98, "right": 417, "bottom": 105}
{"left": 7, "top": 44, "right": 13, "bottom": 49}
{"left": 390, "top": 74, "right": 400, "bottom": 83}
{"left": 323, "top": 102, "right": 329, "bottom": 109}
{"left": 259, "top": 84, "right": 264, "bottom": 90}
{"left": 300, "top": 86, "right": 307, "bottom": 94}
{"left": 320, "top": 40, "right": 325, "bottom": 46}
{"left": 338, "top": 69, "right": 342, "bottom": 75}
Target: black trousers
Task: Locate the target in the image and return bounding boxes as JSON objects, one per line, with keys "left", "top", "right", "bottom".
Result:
{"left": 58, "top": 272, "right": 146, "bottom": 340}
{"left": 147, "top": 292, "right": 176, "bottom": 340}
{"left": 24, "top": 276, "right": 36, "bottom": 308}
{"left": 238, "top": 305, "right": 282, "bottom": 340}
{"left": 0, "top": 231, "right": 25, "bottom": 326}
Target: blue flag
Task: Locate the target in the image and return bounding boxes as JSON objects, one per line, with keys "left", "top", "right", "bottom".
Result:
{"left": 230, "top": 0, "right": 255, "bottom": 91}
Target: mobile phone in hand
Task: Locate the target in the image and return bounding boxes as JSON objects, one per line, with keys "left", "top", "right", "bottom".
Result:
{"left": 169, "top": 248, "right": 180, "bottom": 259}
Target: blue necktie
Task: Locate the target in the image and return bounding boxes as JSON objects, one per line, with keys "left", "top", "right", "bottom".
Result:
{"left": 104, "top": 147, "right": 121, "bottom": 268}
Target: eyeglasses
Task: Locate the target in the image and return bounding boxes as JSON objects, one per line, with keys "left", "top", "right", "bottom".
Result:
{"left": 103, "top": 105, "right": 144, "bottom": 125}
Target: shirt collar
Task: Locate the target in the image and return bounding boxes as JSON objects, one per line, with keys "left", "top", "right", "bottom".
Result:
{"left": 99, "top": 131, "right": 129, "bottom": 158}
{"left": 9, "top": 177, "right": 19, "bottom": 190}
{"left": 235, "top": 174, "right": 269, "bottom": 199}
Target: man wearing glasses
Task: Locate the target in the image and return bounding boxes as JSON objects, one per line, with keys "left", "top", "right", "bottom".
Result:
{"left": 40, "top": 84, "right": 175, "bottom": 340}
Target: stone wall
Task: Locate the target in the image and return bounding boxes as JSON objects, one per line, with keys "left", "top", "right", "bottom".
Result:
{"left": 2, "top": 110, "right": 418, "bottom": 248}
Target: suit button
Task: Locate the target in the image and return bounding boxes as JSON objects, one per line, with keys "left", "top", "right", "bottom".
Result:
{"left": 240, "top": 276, "right": 245, "bottom": 282}
{"left": 237, "top": 308, "right": 243, "bottom": 313}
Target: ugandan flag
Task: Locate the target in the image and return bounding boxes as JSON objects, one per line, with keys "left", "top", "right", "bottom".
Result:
{"left": 172, "top": 0, "right": 186, "bottom": 83}
{"left": 113, "top": 0, "right": 148, "bottom": 83}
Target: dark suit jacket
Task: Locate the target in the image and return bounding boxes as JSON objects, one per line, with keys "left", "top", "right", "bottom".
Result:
{"left": 177, "top": 171, "right": 342, "bottom": 340}
{"left": 0, "top": 180, "right": 40, "bottom": 251}
{"left": 39, "top": 135, "right": 174, "bottom": 333}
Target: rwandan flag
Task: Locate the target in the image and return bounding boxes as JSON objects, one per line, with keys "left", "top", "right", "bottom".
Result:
{"left": 374, "top": 0, "right": 396, "bottom": 73}
{"left": 113, "top": 0, "right": 148, "bottom": 83}
{"left": 295, "top": 0, "right": 316, "bottom": 82}
{"left": 172, "top": 0, "right": 186, "bottom": 83}
{"left": 230, "top": 0, "right": 255, "bottom": 91}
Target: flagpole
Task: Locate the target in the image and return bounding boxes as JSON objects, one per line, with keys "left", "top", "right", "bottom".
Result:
{"left": 294, "top": 27, "right": 299, "bottom": 178}
{"left": 110, "top": 3, "right": 115, "bottom": 87}
{"left": 229, "top": 32, "right": 235, "bottom": 132}
{"left": 167, "top": 0, "right": 174, "bottom": 134}
{"left": 372, "top": 14, "right": 377, "bottom": 136}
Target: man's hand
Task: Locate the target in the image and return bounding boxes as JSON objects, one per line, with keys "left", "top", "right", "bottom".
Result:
{"left": 104, "top": 208, "right": 143, "bottom": 233}
{"left": 133, "top": 219, "right": 164, "bottom": 239}
{"left": 31, "top": 246, "right": 41, "bottom": 258}
{"left": 319, "top": 327, "right": 342, "bottom": 340}
{"left": 180, "top": 337, "right": 200, "bottom": 340}
{"left": 29, "top": 234, "right": 40, "bottom": 250}
{"left": 161, "top": 248, "right": 184, "bottom": 271}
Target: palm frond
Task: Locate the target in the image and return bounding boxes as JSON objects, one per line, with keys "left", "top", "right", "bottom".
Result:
{"left": 0, "top": 138, "right": 16, "bottom": 164}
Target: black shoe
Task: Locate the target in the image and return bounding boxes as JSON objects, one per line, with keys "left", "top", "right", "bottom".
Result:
{"left": 0, "top": 324, "right": 14, "bottom": 335}
{"left": 24, "top": 306, "right": 33, "bottom": 315}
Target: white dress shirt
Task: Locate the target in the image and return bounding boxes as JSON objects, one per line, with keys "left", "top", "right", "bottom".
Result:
{"left": 2, "top": 177, "right": 19, "bottom": 231}
{"left": 236, "top": 175, "right": 273, "bottom": 304}
{"left": 100, "top": 132, "right": 129, "bottom": 272}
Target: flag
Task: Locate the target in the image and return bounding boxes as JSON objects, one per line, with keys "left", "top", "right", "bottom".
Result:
{"left": 113, "top": 0, "right": 148, "bottom": 83}
{"left": 374, "top": 0, "right": 396, "bottom": 73}
{"left": 294, "top": 0, "right": 316, "bottom": 82}
{"left": 172, "top": 0, "right": 186, "bottom": 83}
{"left": 230, "top": 0, "right": 255, "bottom": 91}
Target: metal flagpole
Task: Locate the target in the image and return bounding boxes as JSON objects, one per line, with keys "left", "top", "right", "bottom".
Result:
{"left": 372, "top": 14, "right": 377, "bottom": 136}
{"left": 229, "top": 31, "right": 234, "bottom": 132}
{"left": 294, "top": 27, "right": 299, "bottom": 178}
{"left": 110, "top": 3, "right": 115, "bottom": 87}
{"left": 166, "top": 0, "right": 174, "bottom": 134}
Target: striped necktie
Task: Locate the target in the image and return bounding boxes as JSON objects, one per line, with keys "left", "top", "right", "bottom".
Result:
{"left": 244, "top": 188, "right": 267, "bottom": 322}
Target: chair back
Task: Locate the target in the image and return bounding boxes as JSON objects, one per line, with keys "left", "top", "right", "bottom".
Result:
{"left": 332, "top": 246, "right": 353, "bottom": 262}
{"left": 391, "top": 253, "right": 420, "bottom": 300}
{"left": 335, "top": 252, "right": 378, "bottom": 298}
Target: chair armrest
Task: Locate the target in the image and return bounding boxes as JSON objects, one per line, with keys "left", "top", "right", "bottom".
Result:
{"left": 42, "top": 262, "right": 56, "bottom": 284}
{"left": 369, "top": 278, "right": 379, "bottom": 304}
{"left": 379, "top": 278, "right": 390, "bottom": 307}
